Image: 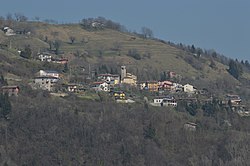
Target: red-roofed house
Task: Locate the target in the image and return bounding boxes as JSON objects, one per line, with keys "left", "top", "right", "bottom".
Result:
{"left": 1, "top": 86, "right": 20, "bottom": 96}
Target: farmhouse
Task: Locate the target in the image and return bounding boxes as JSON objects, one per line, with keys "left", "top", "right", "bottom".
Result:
{"left": 92, "top": 82, "right": 110, "bottom": 92}
{"left": 150, "top": 96, "right": 177, "bottom": 107}
{"left": 1, "top": 86, "right": 20, "bottom": 96}
{"left": 34, "top": 76, "right": 59, "bottom": 91}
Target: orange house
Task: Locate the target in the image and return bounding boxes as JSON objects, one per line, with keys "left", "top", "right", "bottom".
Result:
{"left": 147, "top": 81, "right": 159, "bottom": 92}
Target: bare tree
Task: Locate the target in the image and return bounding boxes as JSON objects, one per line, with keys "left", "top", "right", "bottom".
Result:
{"left": 141, "top": 27, "right": 153, "bottom": 39}
{"left": 6, "top": 13, "right": 13, "bottom": 26}
{"left": 14, "top": 13, "right": 28, "bottom": 22}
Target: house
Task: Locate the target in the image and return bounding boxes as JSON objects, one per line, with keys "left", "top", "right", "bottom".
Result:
{"left": 3, "top": 27, "right": 15, "bottom": 36}
{"left": 226, "top": 94, "right": 241, "bottom": 105}
{"left": 150, "top": 96, "right": 177, "bottom": 107}
{"left": 98, "top": 74, "right": 120, "bottom": 85}
{"left": 112, "top": 91, "right": 126, "bottom": 100}
{"left": 158, "top": 81, "right": 173, "bottom": 91}
{"left": 66, "top": 84, "right": 85, "bottom": 93}
{"left": 172, "top": 83, "right": 183, "bottom": 92}
{"left": 38, "top": 53, "right": 52, "bottom": 62}
{"left": 92, "top": 82, "right": 110, "bottom": 92}
{"left": 122, "top": 76, "right": 137, "bottom": 85}
{"left": 34, "top": 76, "right": 59, "bottom": 91}
{"left": 67, "top": 84, "right": 78, "bottom": 92}
{"left": 183, "top": 84, "right": 196, "bottom": 93}
{"left": 39, "top": 70, "right": 60, "bottom": 78}
{"left": 138, "top": 81, "right": 158, "bottom": 92}
{"left": 184, "top": 122, "right": 197, "bottom": 131}
{"left": 168, "top": 71, "right": 176, "bottom": 79}
{"left": 1, "top": 86, "right": 20, "bottom": 96}
{"left": 147, "top": 81, "right": 158, "bottom": 92}
{"left": 52, "top": 58, "right": 68, "bottom": 64}
{"left": 140, "top": 81, "right": 158, "bottom": 92}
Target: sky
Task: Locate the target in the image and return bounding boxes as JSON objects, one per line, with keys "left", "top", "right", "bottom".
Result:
{"left": 1, "top": 0, "right": 250, "bottom": 61}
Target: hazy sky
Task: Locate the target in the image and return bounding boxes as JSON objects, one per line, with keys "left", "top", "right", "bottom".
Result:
{"left": 1, "top": 0, "right": 250, "bottom": 61}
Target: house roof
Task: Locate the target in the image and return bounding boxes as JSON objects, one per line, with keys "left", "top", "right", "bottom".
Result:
{"left": 1, "top": 86, "right": 19, "bottom": 89}
{"left": 34, "top": 76, "right": 59, "bottom": 79}
{"left": 154, "top": 96, "right": 175, "bottom": 100}
{"left": 52, "top": 58, "right": 68, "bottom": 61}
{"left": 99, "top": 74, "right": 119, "bottom": 77}
{"left": 41, "top": 70, "right": 59, "bottom": 74}
{"left": 185, "top": 122, "right": 197, "bottom": 126}
{"left": 159, "top": 81, "right": 173, "bottom": 85}
{"left": 92, "top": 81, "right": 105, "bottom": 85}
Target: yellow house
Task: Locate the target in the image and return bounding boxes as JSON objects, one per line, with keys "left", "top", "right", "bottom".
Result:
{"left": 114, "top": 91, "right": 126, "bottom": 100}
{"left": 121, "top": 73, "right": 137, "bottom": 85}
{"left": 122, "top": 77, "right": 136, "bottom": 85}
{"left": 147, "top": 81, "right": 159, "bottom": 92}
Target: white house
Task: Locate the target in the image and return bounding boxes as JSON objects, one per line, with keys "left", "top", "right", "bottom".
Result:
{"left": 92, "top": 82, "right": 110, "bottom": 92}
{"left": 38, "top": 53, "right": 52, "bottom": 62}
{"left": 184, "top": 122, "right": 197, "bottom": 131}
{"left": 98, "top": 74, "right": 120, "bottom": 85}
{"left": 183, "top": 84, "right": 195, "bottom": 93}
{"left": 172, "top": 83, "right": 183, "bottom": 92}
{"left": 39, "top": 70, "right": 60, "bottom": 78}
{"left": 34, "top": 76, "right": 59, "bottom": 91}
{"left": 3, "top": 27, "right": 15, "bottom": 36}
{"left": 150, "top": 96, "right": 177, "bottom": 107}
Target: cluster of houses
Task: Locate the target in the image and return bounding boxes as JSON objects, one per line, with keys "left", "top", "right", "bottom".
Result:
{"left": 1, "top": 48, "right": 249, "bottom": 115}
{"left": 38, "top": 52, "right": 68, "bottom": 64}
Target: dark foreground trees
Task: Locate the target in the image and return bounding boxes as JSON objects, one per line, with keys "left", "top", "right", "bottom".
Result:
{"left": 0, "top": 93, "right": 249, "bottom": 165}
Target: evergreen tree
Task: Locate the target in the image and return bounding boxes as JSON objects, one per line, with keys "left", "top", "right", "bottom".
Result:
{"left": 63, "top": 63, "right": 69, "bottom": 73}
{"left": 20, "top": 45, "right": 32, "bottom": 59}
{"left": 0, "top": 93, "right": 11, "bottom": 119}
{"left": 160, "top": 71, "right": 167, "bottom": 81}
{"left": 228, "top": 60, "right": 243, "bottom": 79}
{"left": 0, "top": 75, "right": 8, "bottom": 86}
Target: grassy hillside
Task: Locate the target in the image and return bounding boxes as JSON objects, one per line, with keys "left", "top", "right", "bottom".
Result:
{"left": 6, "top": 22, "right": 234, "bottom": 83}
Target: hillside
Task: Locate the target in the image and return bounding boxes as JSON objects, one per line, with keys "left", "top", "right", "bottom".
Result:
{"left": 0, "top": 20, "right": 250, "bottom": 165}
{"left": 1, "top": 22, "right": 242, "bottom": 85}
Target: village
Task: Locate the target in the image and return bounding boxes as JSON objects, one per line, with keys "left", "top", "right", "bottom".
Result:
{"left": 1, "top": 25, "right": 250, "bottom": 123}
{"left": 1, "top": 50, "right": 249, "bottom": 120}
